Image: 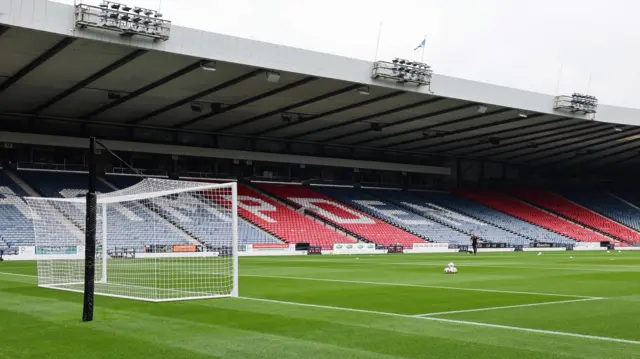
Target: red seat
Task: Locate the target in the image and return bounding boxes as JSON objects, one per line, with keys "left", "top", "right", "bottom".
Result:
{"left": 457, "top": 190, "right": 611, "bottom": 243}
{"left": 256, "top": 183, "right": 424, "bottom": 247}
{"left": 508, "top": 189, "right": 640, "bottom": 243}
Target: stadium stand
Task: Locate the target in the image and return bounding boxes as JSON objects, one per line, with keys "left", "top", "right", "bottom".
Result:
{"left": 256, "top": 183, "right": 425, "bottom": 247}
{"left": 313, "top": 186, "right": 470, "bottom": 244}
{"left": 419, "top": 190, "right": 571, "bottom": 245}
{"left": 455, "top": 190, "right": 593, "bottom": 244}
{"left": 508, "top": 189, "right": 640, "bottom": 243}
{"left": 227, "top": 184, "right": 354, "bottom": 249}
{"left": 106, "top": 175, "right": 283, "bottom": 247}
{"left": 558, "top": 190, "right": 640, "bottom": 233}
{"left": 0, "top": 171, "right": 35, "bottom": 247}
{"left": 374, "top": 189, "right": 531, "bottom": 245}
{"left": 19, "top": 171, "right": 195, "bottom": 249}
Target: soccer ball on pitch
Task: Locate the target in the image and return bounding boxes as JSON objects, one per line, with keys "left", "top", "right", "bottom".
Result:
{"left": 444, "top": 262, "right": 458, "bottom": 274}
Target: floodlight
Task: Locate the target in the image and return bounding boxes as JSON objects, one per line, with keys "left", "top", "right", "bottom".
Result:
{"left": 266, "top": 71, "right": 281, "bottom": 83}
{"left": 357, "top": 86, "right": 370, "bottom": 95}
{"left": 477, "top": 104, "right": 488, "bottom": 113}
{"left": 122, "top": 5, "right": 132, "bottom": 11}
{"left": 518, "top": 111, "right": 528, "bottom": 118}
{"left": 110, "top": 3, "right": 120, "bottom": 9}
{"left": 99, "top": 3, "right": 108, "bottom": 8}
{"left": 120, "top": 14, "right": 130, "bottom": 20}
{"left": 200, "top": 60, "right": 216, "bottom": 72}
{"left": 613, "top": 126, "right": 623, "bottom": 132}
{"left": 154, "top": 12, "right": 163, "bottom": 18}
{"left": 133, "top": 7, "right": 142, "bottom": 13}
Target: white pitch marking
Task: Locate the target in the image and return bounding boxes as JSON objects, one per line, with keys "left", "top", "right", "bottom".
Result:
{"left": 241, "top": 274, "right": 599, "bottom": 299}
{"left": 240, "top": 296, "right": 640, "bottom": 345}
{"left": 414, "top": 298, "right": 604, "bottom": 317}
{"left": 0, "top": 271, "right": 36, "bottom": 278}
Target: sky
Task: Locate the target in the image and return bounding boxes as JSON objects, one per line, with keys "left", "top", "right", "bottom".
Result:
{"left": 67, "top": 0, "right": 640, "bottom": 108}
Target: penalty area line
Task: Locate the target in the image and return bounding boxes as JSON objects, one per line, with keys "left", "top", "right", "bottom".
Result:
{"left": 239, "top": 296, "right": 640, "bottom": 345}
{"left": 241, "top": 274, "right": 599, "bottom": 299}
{"left": 414, "top": 297, "right": 605, "bottom": 317}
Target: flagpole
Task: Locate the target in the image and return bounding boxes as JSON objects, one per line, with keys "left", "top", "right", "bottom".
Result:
{"left": 420, "top": 35, "right": 426, "bottom": 62}
{"left": 374, "top": 21, "right": 383, "bottom": 62}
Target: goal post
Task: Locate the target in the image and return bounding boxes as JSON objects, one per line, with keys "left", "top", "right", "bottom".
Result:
{"left": 25, "top": 179, "right": 239, "bottom": 303}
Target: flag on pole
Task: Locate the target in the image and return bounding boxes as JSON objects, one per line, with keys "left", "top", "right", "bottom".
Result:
{"left": 414, "top": 38, "right": 426, "bottom": 51}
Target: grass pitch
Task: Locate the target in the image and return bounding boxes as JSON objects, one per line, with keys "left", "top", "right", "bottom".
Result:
{"left": 1, "top": 251, "right": 639, "bottom": 358}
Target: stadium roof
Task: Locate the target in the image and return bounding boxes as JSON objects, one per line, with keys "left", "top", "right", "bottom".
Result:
{"left": 1, "top": 0, "right": 640, "bottom": 172}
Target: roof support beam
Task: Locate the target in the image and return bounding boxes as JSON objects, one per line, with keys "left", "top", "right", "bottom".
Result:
{"left": 323, "top": 101, "right": 471, "bottom": 143}
{"left": 170, "top": 76, "right": 317, "bottom": 129}
{"left": 256, "top": 91, "right": 405, "bottom": 137}
{"left": 454, "top": 120, "right": 588, "bottom": 156}
{"left": 81, "top": 60, "right": 206, "bottom": 119}
{"left": 351, "top": 107, "right": 509, "bottom": 147}
{"left": 541, "top": 129, "right": 640, "bottom": 168}
{"left": 295, "top": 95, "right": 440, "bottom": 141}
{"left": 405, "top": 114, "right": 546, "bottom": 151}
{"left": 507, "top": 126, "right": 638, "bottom": 162}
{"left": 469, "top": 122, "right": 601, "bottom": 158}
{"left": 0, "top": 37, "right": 74, "bottom": 92}
{"left": 0, "top": 111, "right": 493, "bottom": 162}
{"left": 128, "top": 69, "right": 265, "bottom": 125}
{"left": 30, "top": 49, "right": 147, "bottom": 114}
{"left": 213, "top": 84, "right": 362, "bottom": 132}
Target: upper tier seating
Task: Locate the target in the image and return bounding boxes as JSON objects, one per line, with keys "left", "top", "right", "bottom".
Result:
{"left": 456, "top": 190, "right": 596, "bottom": 244}
{"left": 371, "top": 189, "right": 530, "bottom": 245}
{"left": 313, "top": 186, "right": 469, "bottom": 244}
{"left": 0, "top": 171, "right": 34, "bottom": 247}
{"left": 256, "top": 183, "right": 425, "bottom": 247}
{"left": 558, "top": 190, "right": 640, "bottom": 233}
{"left": 508, "top": 189, "right": 640, "bottom": 243}
{"left": 423, "top": 190, "right": 570, "bottom": 244}
{"left": 106, "top": 176, "right": 282, "bottom": 247}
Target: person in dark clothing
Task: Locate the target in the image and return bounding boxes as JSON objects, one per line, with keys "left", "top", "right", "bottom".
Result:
{"left": 470, "top": 233, "right": 478, "bottom": 256}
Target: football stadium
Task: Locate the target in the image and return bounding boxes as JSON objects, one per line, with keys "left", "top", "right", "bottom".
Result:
{"left": 0, "top": 1, "right": 639, "bottom": 358}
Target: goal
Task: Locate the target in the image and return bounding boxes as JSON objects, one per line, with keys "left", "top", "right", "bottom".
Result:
{"left": 25, "top": 178, "right": 238, "bottom": 302}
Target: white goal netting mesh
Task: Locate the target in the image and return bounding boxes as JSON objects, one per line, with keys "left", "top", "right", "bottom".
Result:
{"left": 25, "top": 178, "right": 238, "bottom": 302}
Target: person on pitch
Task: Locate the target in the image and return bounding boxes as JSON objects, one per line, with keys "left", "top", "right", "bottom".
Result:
{"left": 470, "top": 232, "right": 478, "bottom": 256}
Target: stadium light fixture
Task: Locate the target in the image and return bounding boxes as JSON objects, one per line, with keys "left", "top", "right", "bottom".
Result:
{"left": 554, "top": 92, "right": 598, "bottom": 115}
{"left": 613, "top": 126, "right": 623, "bottom": 132}
{"left": 477, "top": 104, "right": 488, "bottom": 113}
{"left": 75, "top": 1, "right": 171, "bottom": 41}
{"left": 357, "top": 86, "right": 371, "bottom": 95}
{"left": 266, "top": 71, "right": 281, "bottom": 83}
{"left": 371, "top": 57, "right": 433, "bottom": 87}
{"left": 518, "top": 111, "right": 528, "bottom": 118}
{"left": 200, "top": 60, "right": 217, "bottom": 72}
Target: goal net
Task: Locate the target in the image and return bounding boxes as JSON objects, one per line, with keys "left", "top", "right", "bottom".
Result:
{"left": 25, "top": 178, "right": 238, "bottom": 302}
